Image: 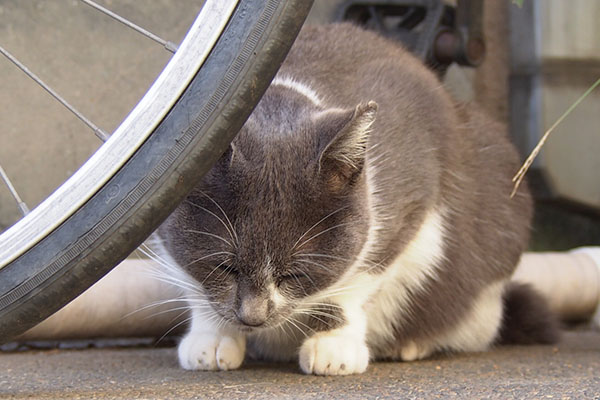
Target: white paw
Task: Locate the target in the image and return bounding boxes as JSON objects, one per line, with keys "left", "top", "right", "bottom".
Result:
{"left": 299, "top": 332, "right": 369, "bottom": 375}
{"left": 178, "top": 332, "right": 245, "bottom": 371}
{"left": 400, "top": 340, "right": 433, "bottom": 361}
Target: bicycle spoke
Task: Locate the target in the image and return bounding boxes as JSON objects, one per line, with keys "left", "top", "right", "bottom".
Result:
{"left": 80, "top": 0, "right": 178, "bottom": 53}
{"left": 0, "top": 46, "right": 110, "bottom": 142}
{"left": 0, "top": 165, "right": 29, "bottom": 217}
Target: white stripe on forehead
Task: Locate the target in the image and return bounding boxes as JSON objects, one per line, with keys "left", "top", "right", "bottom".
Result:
{"left": 271, "top": 76, "right": 323, "bottom": 106}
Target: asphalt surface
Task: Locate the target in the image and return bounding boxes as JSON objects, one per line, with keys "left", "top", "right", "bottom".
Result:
{"left": 1, "top": 330, "right": 599, "bottom": 399}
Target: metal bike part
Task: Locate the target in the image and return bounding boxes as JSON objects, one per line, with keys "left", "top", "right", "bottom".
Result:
{"left": 336, "top": 0, "right": 485, "bottom": 73}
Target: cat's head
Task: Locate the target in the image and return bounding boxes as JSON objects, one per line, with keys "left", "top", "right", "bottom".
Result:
{"left": 159, "top": 85, "right": 377, "bottom": 331}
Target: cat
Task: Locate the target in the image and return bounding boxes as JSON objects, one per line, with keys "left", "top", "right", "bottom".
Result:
{"left": 152, "top": 23, "right": 558, "bottom": 375}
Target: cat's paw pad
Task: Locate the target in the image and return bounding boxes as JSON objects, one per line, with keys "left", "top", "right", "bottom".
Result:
{"left": 299, "top": 332, "right": 369, "bottom": 375}
{"left": 178, "top": 332, "right": 245, "bottom": 371}
{"left": 400, "top": 340, "right": 433, "bottom": 361}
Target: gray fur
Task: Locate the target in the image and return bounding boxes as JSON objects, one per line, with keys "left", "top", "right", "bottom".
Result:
{"left": 157, "top": 23, "right": 555, "bottom": 367}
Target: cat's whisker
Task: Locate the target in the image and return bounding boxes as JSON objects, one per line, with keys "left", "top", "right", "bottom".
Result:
{"left": 279, "top": 321, "right": 295, "bottom": 342}
{"left": 293, "top": 253, "right": 351, "bottom": 262}
{"left": 146, "top": 262, "right": 204, "bottom": 289}
{"left": 289, "top": 262, "right": 319, "bottom": 291}
{"left": 187, "top": 197, "right": 239, "bottom": 249}
{"left": 133, "top": 297, "right": 192, "bottom": 311}
{"left": 162, "top": 309, "right": 190, "bottom": 328}
{"left": 113, "top": 249, "right": 204, "bottom": 297}
{"left": 201, "top": 260, "right": 230, "bottom": 285}
{"left": 291, "top": 206, "right": 348, "bottom": 251}
{"left": 140, "top": 301, "right": 215, "bottom": 320}
{"left": 281, "top": 316, "right": 304, "bottom": 338}
{"left": 139, "top": 243, "right": 173, "bottom": 266}
{"left": 182, "top": 251, "right": 235, "bottom": 269}
{"left": 299, "top": 301, "right": 344, "bottom": 310}
{"left": 294, "top": 259, "right": 335, "bottom": 275}
{"left": 136, "top": 246, "right": 177, "bottom": 271}
{"left": 139, "top": 242, "right": 178, "bottom": 270}
{"left": 215, "top": 314, "right": 229, "bottom": 331}
{"left": 138, "top": 262, "right": 206, "bottom": 296}
{"left": 299, "top": 272, "right": 317, "bottom": 292}
{"left": 293, "top": 311, "right": 335, "bottom": 328}
{"left": 120, "top": 296, "right": 215, "bottom": 322}
{"left": 144, "top": 272, "right": 203, "bottom": 295}
{"left": 295, "top": 306, "right": 343, "bottom": 319}
{"left": 291, "top": 315, "right": 315, "bottom": 334}
{"left": 183, "top": 229, "right": 233, "bottom": 248}
{"left": 294, "top": 301, "right": 344, "bottom": 318}
{"left": 198, "top": 191, "right": 240, "bottom": 248}
{"left": 212, "top": 269, "right": 231, "bottom": 283}
{"left": 294, "top": 308, "right": 344, "bottom": 324}
{"left": 294, "top": 222, "right": 352, "bottom": 251}
{"left": 156, "top": 315, "right": 195, "bottom": 344}
{"left": 308, "top": 283, "right": 371, "bottom": 301}
{"left": 284, "top": 317, "right": 302, "bottom": 341}
{"left": 143, "top": 267, "right": 191, "bottom": 285}
{"left": 271, "top": 316, "right": 296, "bottom": 342}
{"left": 283, "top": 315, "right": 312, "bottom": 338}
{"left": 158, "top": 307, "right": 225, "bottom": 345}
{"left": 141, "top": 306, "right": 191, "bottom": 320}
{"left": 287, "top": 273, "right": 309, "bottom": 297}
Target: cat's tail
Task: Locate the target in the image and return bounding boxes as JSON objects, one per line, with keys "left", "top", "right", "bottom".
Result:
{"left": 498, "top": 282, "right": 561, "bottom": 345}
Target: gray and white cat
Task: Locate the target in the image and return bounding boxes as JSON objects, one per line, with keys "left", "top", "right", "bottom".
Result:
{"left": 153, "top": 23, "right": 557, "bottom": 375}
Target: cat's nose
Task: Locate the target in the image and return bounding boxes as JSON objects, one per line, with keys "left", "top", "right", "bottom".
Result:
{"left": 236, "top": 296, "right": 269, "bottom": 327}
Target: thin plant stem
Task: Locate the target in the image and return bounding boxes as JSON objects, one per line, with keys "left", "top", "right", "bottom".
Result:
{"left": 511, "top": 76, "right": 600, "bottom": 198}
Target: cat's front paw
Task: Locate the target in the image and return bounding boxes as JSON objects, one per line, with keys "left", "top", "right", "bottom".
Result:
{"left": 299, "top": 332, "right": 369, "bottom": 375}
{"left": 178, "top": 331, "right": 245, "bottom": 371}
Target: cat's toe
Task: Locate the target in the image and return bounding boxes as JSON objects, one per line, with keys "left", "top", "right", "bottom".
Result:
{"left": 178, "top": 332, "right": 218, "bottom": 370}
{"left": 400, "top": 340, "right": 433, "bottom": 361}
{"left": 178, "top": 332, "right": 245, "bottom": 371}
{"left": 299, "top": 332, "right": 369, "bottom": 375}
{"left": 216, "top": 335, "right": 245, "bottom": 371}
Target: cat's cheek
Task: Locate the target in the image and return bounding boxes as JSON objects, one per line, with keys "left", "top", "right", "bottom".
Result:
{"left": 178, "top": 332, "right": 246, "bottom": 371}
{"left": 298, "top": 332, "right": 370, "bottom": 375}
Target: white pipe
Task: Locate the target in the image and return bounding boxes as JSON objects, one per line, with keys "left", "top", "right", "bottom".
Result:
{"left": 18, "top": 259, "right": 185, "bottom": 340}
{"left": 18, "top": 248, "right": 600, "bottom": 341}
{"left": 512, "top": 247, "right": 600, "bottom": 323}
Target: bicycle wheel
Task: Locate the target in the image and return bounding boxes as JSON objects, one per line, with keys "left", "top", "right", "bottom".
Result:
{"left": 0, "top": 0, "right": 313, "bottom": 342}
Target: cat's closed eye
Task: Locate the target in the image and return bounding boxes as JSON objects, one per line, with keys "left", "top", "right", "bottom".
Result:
{"left": 278, "top": 273, "right": 303, "bottom": 283}
{"left": 216, "top": 263, "right": 238, "bottom": 276}
{"left": 277, "top": 272, "right": 314, "bottom": 290}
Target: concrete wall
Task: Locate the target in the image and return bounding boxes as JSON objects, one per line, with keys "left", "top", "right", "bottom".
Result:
{"left": 0, "top": 0, "right": 511, "bottom": 232}
{"left": 539, "top": 0, "right": 600, "bottom": 208}
{"left": 4, "top": 0, "right": 596, "bottom": 235}
{"left": 0, "top": 1, "right": 199, "bottom": 231}
{"left": 510, "top": 0, "right": 600, "bottom": 209}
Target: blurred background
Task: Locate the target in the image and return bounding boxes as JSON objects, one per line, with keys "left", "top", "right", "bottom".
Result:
{"left": 1, "top": 0, "right": 599, "bottom": 251}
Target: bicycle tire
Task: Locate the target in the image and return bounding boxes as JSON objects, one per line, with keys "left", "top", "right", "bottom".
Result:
{"left": 0, "top": 0, "right": 313, "bottom": 342}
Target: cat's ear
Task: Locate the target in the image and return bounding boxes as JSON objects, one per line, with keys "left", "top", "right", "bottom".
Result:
{"left": 316, "top": 101, "right": 378, "bottom": 190}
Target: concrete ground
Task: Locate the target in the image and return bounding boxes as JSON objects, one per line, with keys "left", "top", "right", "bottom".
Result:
{"left": 2, "top": 2, "right": 599, "bottom": 399}
{"left": 1, "top": 330, "right": 599, "bottom": 399}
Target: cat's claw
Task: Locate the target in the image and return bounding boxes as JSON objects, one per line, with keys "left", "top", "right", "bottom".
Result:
{"left": 178, "top": 332, "right": 246, "bottom": 371}
{"left": 299, "top": 332, "right": 369, "bottom": 375}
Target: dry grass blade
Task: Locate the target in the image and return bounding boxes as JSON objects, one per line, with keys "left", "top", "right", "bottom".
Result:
{"left": 511, "top": 77, "right": 600, "bottom": 198}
